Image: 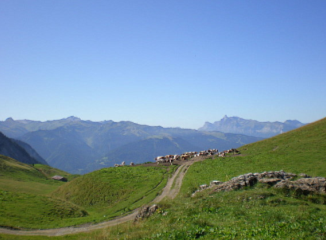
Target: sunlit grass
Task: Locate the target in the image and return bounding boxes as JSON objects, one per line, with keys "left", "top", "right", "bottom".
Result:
{"left": 1, "top": 118, "right": 325, "bottom": 239}
{"left": 0, "top": 163, "right": 176, "bottom": 229}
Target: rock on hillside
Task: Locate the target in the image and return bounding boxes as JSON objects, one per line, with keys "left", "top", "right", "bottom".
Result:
{"left": 193, "top": 171, "right": 326, "bottom": 196}
{"left": 199, "top": 115, "right": 305, "bottom": 138}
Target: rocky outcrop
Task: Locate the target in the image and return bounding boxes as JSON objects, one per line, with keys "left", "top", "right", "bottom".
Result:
{"left": 134, "top": 204, "right": 158, "bottom": 222}
{"left": 192, "top": 171, "right": 326, "bottom": 197}
{"left": 275, "top": 177, "right": 326, "bottom": 195}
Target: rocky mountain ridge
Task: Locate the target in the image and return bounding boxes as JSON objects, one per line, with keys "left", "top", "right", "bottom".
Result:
{"left": 199, "top": 115, "right": 305, "bottom": 138}
{"left": 0, "top": 117, "right": 262, "bottom": 174}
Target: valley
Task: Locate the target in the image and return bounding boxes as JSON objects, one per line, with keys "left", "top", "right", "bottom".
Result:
{"left": 0, "top": 117, "right": 325, "bottom": 239}
{"left": 0, "top": 117, "right": 262, "bottom": 174}
{"left": 0, "top": 156, "right": 207, "bottom": 236}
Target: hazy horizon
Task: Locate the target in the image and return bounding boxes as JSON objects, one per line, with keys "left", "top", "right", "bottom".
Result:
{"left": 0, "top": 114, "right": 310, "bottom": 131}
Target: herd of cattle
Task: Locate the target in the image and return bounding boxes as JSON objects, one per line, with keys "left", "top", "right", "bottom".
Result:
{"left": 154, "top": 148, "right": 240, "bottom": 165}
{"left": 114, "top": 161, "right": 135, "bottom": 167}
{"left": 114, "top": 148, "right": 240, "bottom": 167}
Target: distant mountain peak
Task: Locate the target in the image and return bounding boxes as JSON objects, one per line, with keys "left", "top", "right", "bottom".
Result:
{"left": 5, "top": 117, "right": 14, "bottom": 122}
{"left": 66, "top": 116, "right": 81, "bottom": 121}
{"left": 199, "top": 116, "right": 305, "bottom": 138}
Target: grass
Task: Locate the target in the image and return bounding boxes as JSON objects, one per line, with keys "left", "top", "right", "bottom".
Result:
{"left": 0, "top": 159, "right": 176, "bottom": 229}
{"left": 0, "top": 190, "right": 88, "bottom": 229}
{"left": 180, "top": 117, "right": 326, "bottom": 197}
{"left": 4, "top": 186, "right": 326, "bottom": 239}
{"left": 33, "top": 164, "right": 80, "bottom": 181}
{"left": 0, "top": 155, "right": 70, "bottom": 195}
{"left": 52, "top": 165, "right": 177, "bottom": 221}
{"left": 0, "top": 178, "right": 61, "bottom": 195}
{"left": 0, "top": 117, "right": 325, "bottom": 239}
{"left": 0, "top": 155, "right": 48, "bottom": 182}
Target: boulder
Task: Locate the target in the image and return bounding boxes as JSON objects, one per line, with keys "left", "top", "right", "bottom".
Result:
{"left": 258, "top": 178, "right": 282, "bottom": 186}
{"left": 192, "top": 171, "right": 326, "bottom": 197}
{"left": 275, "top": 177, "right": 326, "bottom": 195}
{"left": 134, "top": 204, "right": 158, "bottom": 222}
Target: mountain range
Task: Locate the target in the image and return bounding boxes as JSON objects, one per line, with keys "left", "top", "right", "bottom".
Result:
{"left": 0, "top": 116, "right": 264, "bottom": 174}
{"left": 0, "top": 131, "right": 48, "bottom": 165}
{"left": 199, "top": 115, "right": 305, "bottom": 138}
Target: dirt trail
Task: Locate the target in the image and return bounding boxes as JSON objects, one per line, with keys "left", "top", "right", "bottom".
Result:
{"left": 0, "top": 156, "right": 208, "bottom": 236}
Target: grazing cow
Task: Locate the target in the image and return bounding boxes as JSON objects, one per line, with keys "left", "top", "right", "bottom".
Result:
{"left": 165, "top": 155, "right": 174, "bottom": 163}
{"left": 218, "top": 152, "right": 226, "bottom": 157}
{"left": 115, "top": 161, "right": 126, "bottom": 167}
{"left": 130, "top": 162, "right": 134, "bottom": 166}
{"left": 155, "top": 156, "right": 166, "bottom": 164}
{"left": 181, "top": 154, "right": 190, "bottom": 160}
{"left": 174, "top": 155, "right": 180, "bottom": 161}
{"left": 207, "top": 149, "right": 218, "bottom": 155}
{"left": 230, "top": 148, "right": 240, "bottom": 154}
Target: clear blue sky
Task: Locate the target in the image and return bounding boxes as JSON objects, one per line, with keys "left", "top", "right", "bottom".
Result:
{"left": 1, "top": 1, "right": 326, "bottom": 129}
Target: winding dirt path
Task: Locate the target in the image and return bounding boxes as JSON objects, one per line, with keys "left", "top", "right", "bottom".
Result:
{"left": 0, "top": 156, "right": 208, "bottom": 236}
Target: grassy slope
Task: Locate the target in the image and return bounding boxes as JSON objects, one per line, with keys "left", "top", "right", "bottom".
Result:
{"left": 51, "top": 166, "right": 177, "bottom": 220}
{"left": 0, "top": 155, "right": 176, "bottom": 229}
{"left": 2, "top": 117, "right": 326, "bottom": 239}
{"left": 0, "top": 156, "right": 88, "bottom": 229}
{"left": 181, "top": 117, "right": 326, "bottom": 196}
{"left": 0, "top": 155, "right": 67, "bottom": 195}
{"left": 91, "top": 117, "right": 326, "bottom": 240}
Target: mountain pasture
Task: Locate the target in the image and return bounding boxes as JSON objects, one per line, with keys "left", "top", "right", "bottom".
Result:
{"left": 52, "top": 165, "right": 177, "bottom": 219}
{"left": 0, "top": 158, "right": 176, "bottom": 230}
{"left": 0, "top": 156, "right": 66, "bottom": 195}
{"left": 181, "top": 117, "right": 326, "bottom": 197}
{"left": 0, "top": 117, "right": 326, "bottom": 239}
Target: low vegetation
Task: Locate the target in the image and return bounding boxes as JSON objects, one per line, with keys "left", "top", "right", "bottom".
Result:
{"left": 33, "top": 164, "right": 79, "bottom": 181}
{"left": 0, "top": 156, "right": 68, "bottom": 195}
{"left": 0, "top": 117, "right": 325, "bottom": 239}
{"left": 181, "top": 117, "right": 326, "bottom": 197}
{"left": 0, "top": 156, "right": 176, "bottom": 229}
{"left": 52, "top": 165, "right": 177, "bottom": 221}
{"left": 0, "top": 190, "right": 88, "bottom": 229}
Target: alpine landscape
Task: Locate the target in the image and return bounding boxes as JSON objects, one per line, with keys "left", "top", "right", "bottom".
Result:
{"left": 1, "top": 1, "right": 326, "bottom": 239}
{"left": 1, "top": 116, "right": 326, "bottom": 239}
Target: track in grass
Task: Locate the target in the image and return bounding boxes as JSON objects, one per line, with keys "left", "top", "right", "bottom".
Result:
{"left": 0, "top": 156, "right": 208, "bottom": 236}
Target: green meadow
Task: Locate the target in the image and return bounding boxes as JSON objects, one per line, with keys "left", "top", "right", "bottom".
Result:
{"left": 0, "top": 155, "right": 176, "bottom": 229}
{"left": 1, "top": 117, "right": 326, "bottom": 239}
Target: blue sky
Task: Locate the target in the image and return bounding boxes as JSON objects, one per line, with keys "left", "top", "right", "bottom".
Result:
{"left": 1, "top": 1, "right": 326, "bottom": 129}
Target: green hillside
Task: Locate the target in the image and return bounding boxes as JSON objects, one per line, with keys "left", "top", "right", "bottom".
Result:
{"left": 0, "top": 155, "right": 68, "bottom": 194}
{"left": 181, "top": 117, "right": 326, "bottom": 195}
{"left": 0, "top": 155, "right": 175, "bottom": 230}
{"left": 147, "top": 117, "right": 326, "bottom": 239}
{"left": 0, "top": 155, "right": 87, "bottom": 229}
{"left": 92, "top": 116, "right": 325, "bottom": 240}
{"left": 52, "top": 165, "right": 176, "bottom": 220}
{"left": 1, "top": 117, "right": 325, "bottom": 239}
